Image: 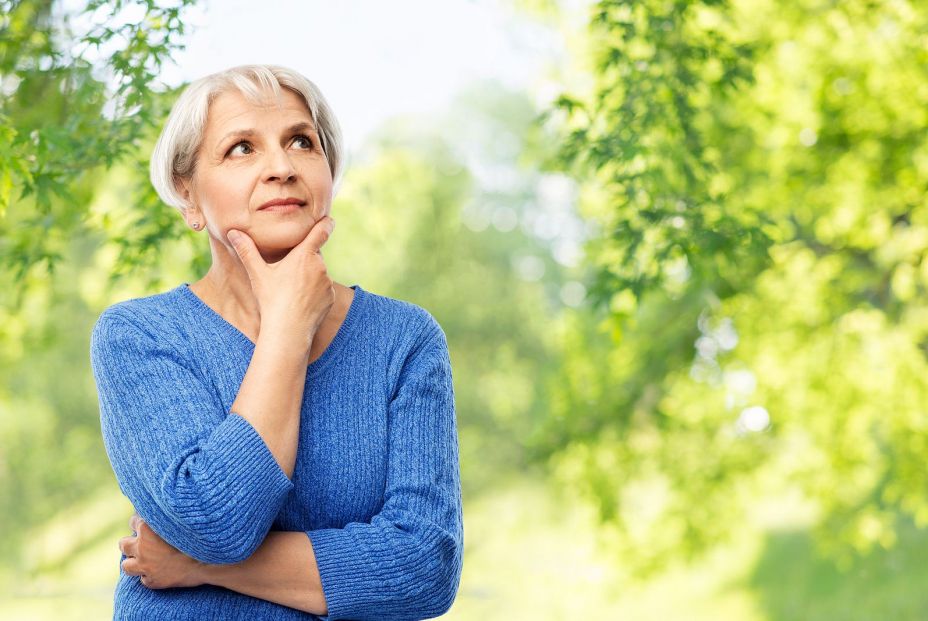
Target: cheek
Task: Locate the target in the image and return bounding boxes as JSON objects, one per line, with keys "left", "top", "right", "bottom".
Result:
{"left": 306, "top": 166, "right": 334, "bottom": 196}
{"left": 198, "top": 174, "right": 253, "bottom": 216}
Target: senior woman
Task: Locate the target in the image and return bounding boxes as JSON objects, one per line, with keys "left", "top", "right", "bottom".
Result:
{"left": 89, "top": 64, "right": 463, "bottom": 620}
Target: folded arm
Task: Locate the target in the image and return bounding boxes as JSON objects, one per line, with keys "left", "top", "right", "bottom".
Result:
{"left": 91, "top": 311, "right": 304, "bottom": 564}
{"left": 120, "top": 516, "right": 327, "bottom": 615}
{"left": 117, "top": 317, "right": 464, "bottom": 621}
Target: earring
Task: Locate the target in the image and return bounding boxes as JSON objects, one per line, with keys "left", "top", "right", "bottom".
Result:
{"left": 192, "top": 222, "right": 201, "bottom": 230}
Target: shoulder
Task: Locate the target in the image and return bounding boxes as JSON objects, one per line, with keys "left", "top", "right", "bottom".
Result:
{"left": 90, "top": 285, "right": 188, "bottom": 357}
{"left": 356, "top": 288, "right": 452, "bottom": 400}
{"left": 357, "top": 286, "right": 447, "bottom": 354}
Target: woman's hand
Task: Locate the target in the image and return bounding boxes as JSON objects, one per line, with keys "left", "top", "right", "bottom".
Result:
{"left": 225, "top": 217, "right": 336, "bottom": 353}
{"left": 119, "top": 513, "right": 206, "bottom": 590}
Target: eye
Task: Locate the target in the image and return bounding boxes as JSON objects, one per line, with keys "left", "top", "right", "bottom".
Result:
{"left": 227, "top": 141, "right": 253, "bottom": 157}
{"left": 292, "top": 134, "right": 314, "bottom": 149}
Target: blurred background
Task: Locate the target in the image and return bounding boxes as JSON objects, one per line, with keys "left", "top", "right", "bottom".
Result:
{"left": 2, "top": 0, "right": 928, "bottom": 618}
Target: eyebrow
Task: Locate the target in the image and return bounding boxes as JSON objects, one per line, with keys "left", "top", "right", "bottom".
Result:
{"left": 216, "top": 122, "right": 318, "bottom": 147}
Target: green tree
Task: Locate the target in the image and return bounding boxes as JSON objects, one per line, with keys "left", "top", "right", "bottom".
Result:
{"left": 539, "top": 0, "right": 928, "bottom": 572}
{"left": 0, "top": 0, "right": 197, "bottom": 296}
{"left": 0, "top": 0, "right": 197, "bottom": 571}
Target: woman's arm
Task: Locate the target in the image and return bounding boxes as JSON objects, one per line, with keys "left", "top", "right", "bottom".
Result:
{"left": 227, "top": 323, "right": 310, "bottom": 479}
{"left": 223, "top": 221, "right": 336, "bottom": 478}
{"left": 120, "top": 514, "right": 327, "bottom": 616}
{"left": 302, "top": 319, "right": 464, "bottom": 620}
{"left": 93, "top": 314, "right": 296, "bottom": 564}
{"left": 119, "top": 314, "right": 462, "bottom": 620}
{"left": 202, "top": 531, "right": 326, "bottom": 616}
{"left": 91, "top": 221, "right": 336, "bottom": 565}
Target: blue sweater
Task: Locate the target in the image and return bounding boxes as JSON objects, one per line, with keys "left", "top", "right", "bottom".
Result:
{"left": 90, "top": 282, "right": 464, "bottom": 620}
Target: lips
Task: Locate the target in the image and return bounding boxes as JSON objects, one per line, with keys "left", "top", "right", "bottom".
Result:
{"left": 258, "top": 198, "right": 306, "bottom": 211}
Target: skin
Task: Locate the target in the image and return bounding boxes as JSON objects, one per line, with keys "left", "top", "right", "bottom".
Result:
{"left": 116, "top": 86, "right": 356, "bottom": 615}
{"left": 178, "top": 86, "right": 353, "bottom": 358}
{"left": 120, "top": 514, "right": 325, "bottom": 614}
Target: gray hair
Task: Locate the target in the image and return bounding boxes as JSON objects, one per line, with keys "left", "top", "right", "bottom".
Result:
{"left": 150, "top": 64, "right": 345, "bottom": 212}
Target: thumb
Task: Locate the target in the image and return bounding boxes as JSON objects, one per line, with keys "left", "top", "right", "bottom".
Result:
{"left": 226, "top": 229, "right": 262, "bottom": 274}
{"left": 296, "top": 216, "right": 336, "bottom": 255}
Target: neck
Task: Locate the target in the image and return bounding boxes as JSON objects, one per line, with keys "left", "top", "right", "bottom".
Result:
{"left": 193, "top": 234, "right": 348, "bottom": 343}
{"left": 198, "top": 234, "right": 267, "bottom": 336}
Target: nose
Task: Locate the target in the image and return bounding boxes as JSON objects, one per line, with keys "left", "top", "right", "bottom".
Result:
{"left": 263, "top": 144, "right": 297, "bottom": 183}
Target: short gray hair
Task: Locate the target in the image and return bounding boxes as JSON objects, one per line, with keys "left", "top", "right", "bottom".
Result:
{"left": 150, "top": 64, "right": 345, "bottom": 212}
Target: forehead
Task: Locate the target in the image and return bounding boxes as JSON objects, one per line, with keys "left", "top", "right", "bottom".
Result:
{"left": 205, "top": 87, "right": 314, "bottom": 136}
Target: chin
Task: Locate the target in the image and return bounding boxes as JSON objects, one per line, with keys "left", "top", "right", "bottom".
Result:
{"left": 259, "top": 226, "right": 311, "bottom": 246}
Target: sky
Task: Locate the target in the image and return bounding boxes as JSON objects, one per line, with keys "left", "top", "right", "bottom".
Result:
{"left": 154, "top": 0, "right": 569, "bottom": 151}
{"left": 147, "top": 0, "right": 593, "bottom": 283}
{"left": 59, "top": 0, "right": 593, "bottom": 288}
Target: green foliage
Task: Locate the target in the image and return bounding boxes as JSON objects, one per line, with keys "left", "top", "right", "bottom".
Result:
{"left": 0, "top": 8, "right": 205, "bottom": 564}
{"left": 549, "top": 0, "right": 772, "bottom": 308}
{"left": 8, "top": 0, "right": 928, "bottom": 613}
{"left": 0, "top": 248, "right": 116, "bottom": 564}
{"left": 0, "top": 0, "right": 205, "bottom": 573}
{"left": 0, "top": 0, "right": 196, "bottom": 297}
{"left": 542, "top": 0, "right": 928, "bottom": 574}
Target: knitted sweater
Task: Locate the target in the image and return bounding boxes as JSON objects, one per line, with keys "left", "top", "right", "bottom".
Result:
{"left": 90, "top": 282, "right": 464, "bottom": 621}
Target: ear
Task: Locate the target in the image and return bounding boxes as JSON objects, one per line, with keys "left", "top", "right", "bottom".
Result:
{"left": 180, "top": 207, "right": 200, "bottom": 231}
{"left": 175, "top": 176, "right": 193, "bottom": 204}
{"left": 175, "top": 177, "right": 202, "bottom": 225}
{"left": 181, "top": 204, "right": 200, "bottom": 218}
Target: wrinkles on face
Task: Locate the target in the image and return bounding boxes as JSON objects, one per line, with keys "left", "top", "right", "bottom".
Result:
{"left": 184, "top": 87, "right": 333, "bottom": 256}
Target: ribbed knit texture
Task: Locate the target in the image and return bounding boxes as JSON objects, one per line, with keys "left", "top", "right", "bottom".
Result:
{"left": 90, "top": 283, "right": 464, "bottom": 621}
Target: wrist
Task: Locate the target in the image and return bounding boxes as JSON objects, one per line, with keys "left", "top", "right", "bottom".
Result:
{"left": 256, "top": 321, "right": 314, "bottom": 362}
{"left": 198, "top": 560, "right": 228, "bottom": 588}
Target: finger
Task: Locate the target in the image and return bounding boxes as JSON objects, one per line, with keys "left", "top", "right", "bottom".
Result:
{"left": 131, "top": 514, "right": 150, "bottom": 537}
{"left": 118, "top": 536, "right": 138, "bottom": 557}
{"left": 295, "top": 216, "right": 336, "bottom": 255}
{"left": 226, "top": 229, "right": 265, "bottom": 276}
{"left": 122, "top": 557, "right": 142, "bottom": 576}
{"left": 137, "top": 521, "right": 166, "bottom": 547}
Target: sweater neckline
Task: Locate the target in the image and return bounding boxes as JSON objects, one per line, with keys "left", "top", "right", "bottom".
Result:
{"left": 175, "top": 282, "right": 366, "bottom": 378}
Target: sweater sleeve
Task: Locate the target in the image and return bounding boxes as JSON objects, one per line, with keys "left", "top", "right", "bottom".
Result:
{"left": 307, "top": 319, "right": 464, "bottom": 621}
{"left": 90, "top": 310, "right": 294, "bottom": 565}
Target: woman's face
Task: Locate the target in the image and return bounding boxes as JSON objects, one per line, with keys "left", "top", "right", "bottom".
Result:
{"left": 179, "top": 87, "right": 333, "bottom": 261}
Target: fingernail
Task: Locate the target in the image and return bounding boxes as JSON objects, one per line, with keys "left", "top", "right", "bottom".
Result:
{"left": 227, "top": 230, "right": 241, "bottom": 244}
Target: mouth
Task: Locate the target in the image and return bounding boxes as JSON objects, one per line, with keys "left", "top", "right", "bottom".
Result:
{"left": 258, "top": 198, "right": 306, "bottom": 211}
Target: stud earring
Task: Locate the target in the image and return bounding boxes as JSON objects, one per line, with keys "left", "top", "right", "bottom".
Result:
{"left": 192, "top": 222, "right": 201, "bottom": 230}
